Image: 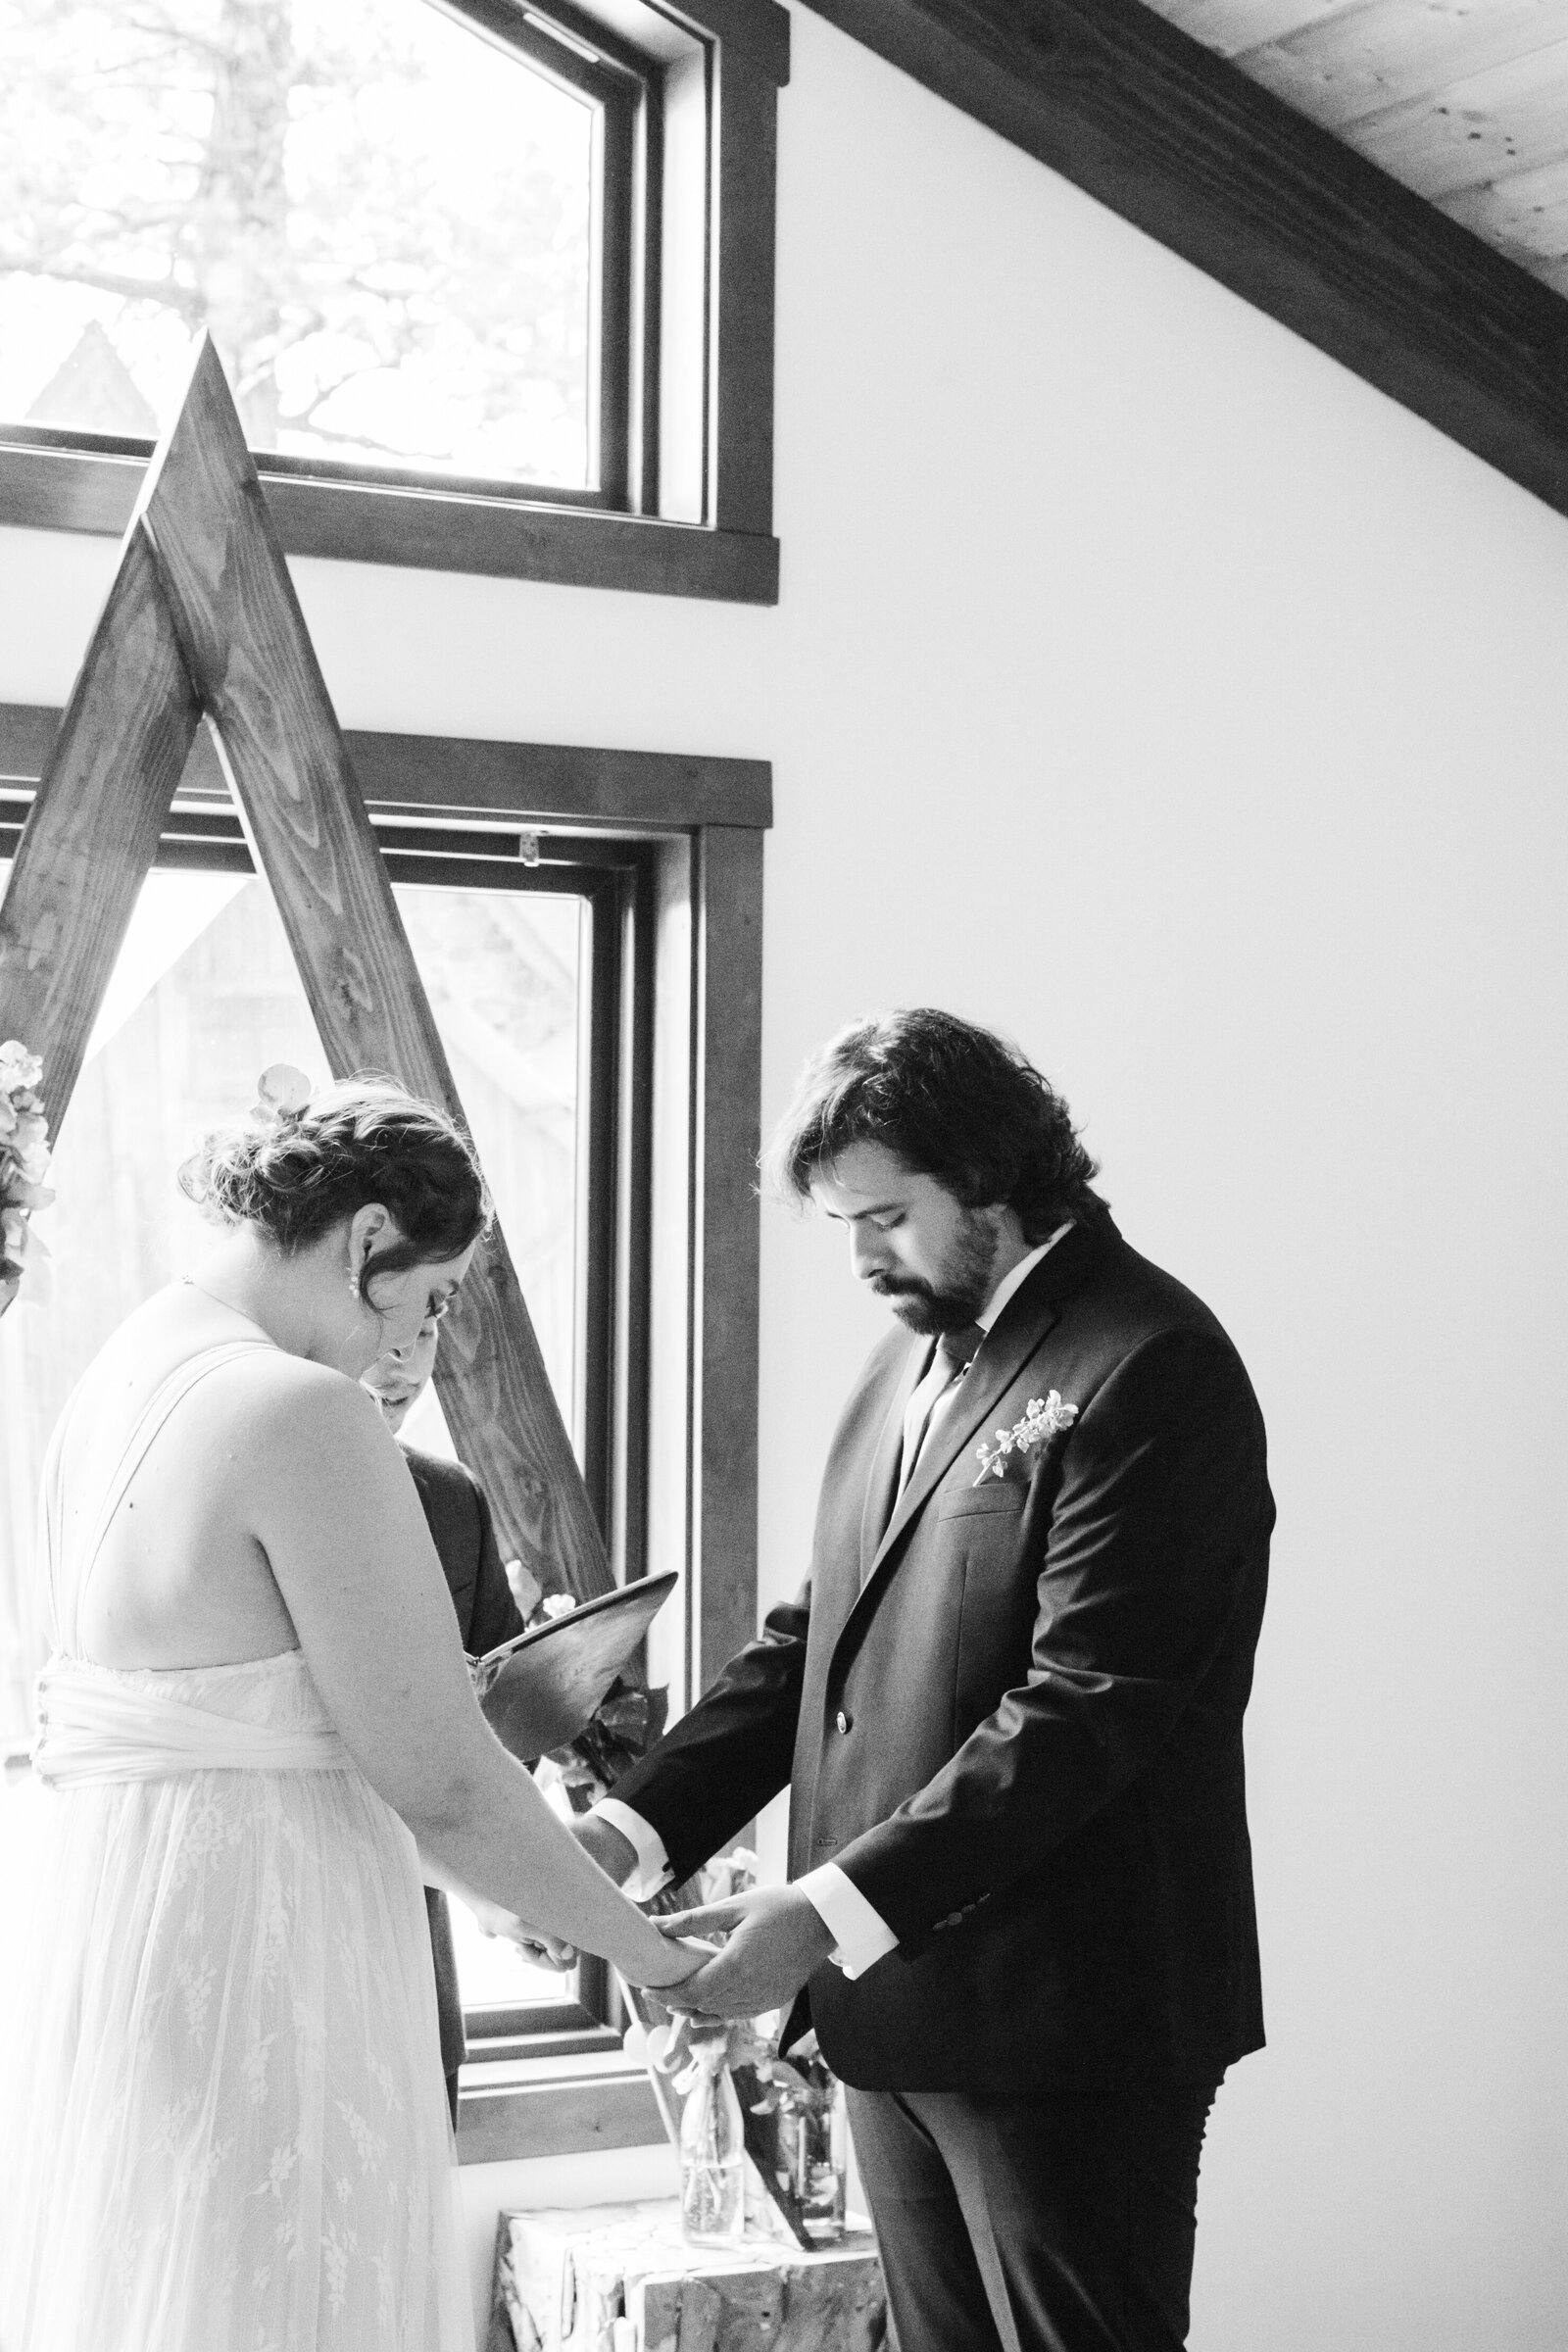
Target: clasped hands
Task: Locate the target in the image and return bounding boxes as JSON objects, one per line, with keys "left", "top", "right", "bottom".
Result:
{"left": 653, "top": 1882, "right": 836, "bottom": 2017}
{"left": 475, "top": 1879, "right": 835, "bottom": 2018}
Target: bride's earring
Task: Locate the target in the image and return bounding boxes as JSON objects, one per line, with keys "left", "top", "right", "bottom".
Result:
{"left": 348, "top": 1251, "right": 362, "bottom": 1303}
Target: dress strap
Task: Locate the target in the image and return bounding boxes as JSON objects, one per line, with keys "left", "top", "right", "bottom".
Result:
{"left": 56, "top": 1339, "right": 275, "bottom": 1654}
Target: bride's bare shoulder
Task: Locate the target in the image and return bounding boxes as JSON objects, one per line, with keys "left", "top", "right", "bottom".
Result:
{"left": 88, "top": 1289, "right": 380, "bottom": 1454}
{"left": 213, "top": 1341, "right": 370, "bottom": 1425}
{"left": 220, "top": 1345, "right": 397, "bottom": 1476}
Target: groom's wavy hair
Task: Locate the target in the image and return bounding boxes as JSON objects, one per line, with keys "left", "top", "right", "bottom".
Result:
{"left": 181, "top": 1077, "right": 490, "bottom": 1304}
{"left": 767, "top": 1009, "right": 1104, "bottom": 1241}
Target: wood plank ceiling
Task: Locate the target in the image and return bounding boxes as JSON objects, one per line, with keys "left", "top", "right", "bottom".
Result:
{"left": 1140, "top": 0, "right": 1568, "bottom": 298}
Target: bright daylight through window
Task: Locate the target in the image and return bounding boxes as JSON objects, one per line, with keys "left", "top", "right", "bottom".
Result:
{"left": 0, "top": 0, "right": 596, "bottom": 489}
{"left": 0, "top": 858, "right": 589, "bottom": 2019}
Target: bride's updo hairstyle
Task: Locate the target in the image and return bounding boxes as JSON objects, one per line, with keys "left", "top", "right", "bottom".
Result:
{"left": 181, "top": 1077, "right": 490, "bottom": 1304}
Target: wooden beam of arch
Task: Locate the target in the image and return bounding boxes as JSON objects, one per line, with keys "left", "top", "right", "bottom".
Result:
{"left": 4, "top": 335, "right": 611, "bottom": 1602}
{"left": 136, "top": 338, "right": 612, "bottom": 1600}
{"left": 0, "top": 526, "right": 200, "bottom": 1138}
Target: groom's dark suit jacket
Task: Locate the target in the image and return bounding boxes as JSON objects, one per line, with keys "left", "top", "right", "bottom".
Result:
{"left": 610, "top": 1215, "right": 1273, "bottom": 2092}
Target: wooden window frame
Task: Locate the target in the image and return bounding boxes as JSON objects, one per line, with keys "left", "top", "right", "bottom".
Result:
{"left": 0, "top": 0, "right": 788, "bottom": 604}
{"left": 0, "top": 701, "right": 768, "bottom": 2159}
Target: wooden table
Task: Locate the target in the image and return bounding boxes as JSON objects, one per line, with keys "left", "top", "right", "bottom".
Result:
{"left": 487, "top": 2197, "right": 887, "bottom": 2352}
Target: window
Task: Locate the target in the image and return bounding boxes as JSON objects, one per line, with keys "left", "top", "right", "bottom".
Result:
{"left": 0, "top": 0, "right": 599, "bottom": 494}
{"left": 0, "top": 796, "right": 656, "bottom": 2057}
{"left": 0, "top": 710, "right": 767, "bottom": 2155}
{"left": 0, "top": 0, "right": 789, "bottom": 598}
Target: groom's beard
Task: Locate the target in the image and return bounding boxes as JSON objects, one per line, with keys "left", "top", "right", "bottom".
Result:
{"left": 873, "top": 1214, "right": 997, "bottom": 1335}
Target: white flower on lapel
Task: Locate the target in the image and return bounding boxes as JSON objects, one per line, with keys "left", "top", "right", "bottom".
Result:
{"left": 974, "top": 1392, "right": 1078, "bottom": 1485}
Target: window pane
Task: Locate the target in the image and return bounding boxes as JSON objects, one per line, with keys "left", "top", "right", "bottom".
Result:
{"left": 0, "top": 862, "right": 588, "bottom": 2018}
{"left": 0, "top": 870, "right": 583, "bottom": 1700}
{"left": 391, "top": 882, "right": 587, "bottom": 2020}
{"left": 0, "top": 0, "right": 594, "bottom": 488}
{"left": 390, "top": 882, "right": 582, "bottom": 1462}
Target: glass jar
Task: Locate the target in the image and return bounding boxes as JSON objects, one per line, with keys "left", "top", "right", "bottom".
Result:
{"left": 678, "top": 2047, "right": 746, "bottom": 2246}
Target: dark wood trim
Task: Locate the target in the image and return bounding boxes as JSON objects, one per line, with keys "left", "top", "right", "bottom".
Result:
{"left": 580, "top": 865, "right": 633, "bottom": 1533}
{"left": 612, "top": 856, "right": 659, "bottom": 1596}
{"left": 0, "top": 440, "right": 779, "bottom": 603}
{"left": 710, "top": 39, "right": 783, "bottom": 535}
{"left": 0, "top": 705, "right": 772, "bottom": 831}
{"left": 801, "top": 0, "right": 1568, "bottom": 519}
{"left": 457, "top": 2059, "right": 665, "bottom": 2162}
{"left": 673, "top": 0, "right": 790, "bottom": 87}
{"left": 691, "top": 824, "right": 763, "bottom": 1689}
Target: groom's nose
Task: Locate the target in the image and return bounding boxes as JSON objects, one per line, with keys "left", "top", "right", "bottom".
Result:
{"left": 851, "top": 1225, "right": 890, "bottom": 1280}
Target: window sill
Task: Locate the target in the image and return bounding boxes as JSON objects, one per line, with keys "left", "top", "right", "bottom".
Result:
{"left": 456, "top": 2047, "right": 667, "bottom": 2165}
{"left": 0, "top": 440, "right": 780, "bottom": 606}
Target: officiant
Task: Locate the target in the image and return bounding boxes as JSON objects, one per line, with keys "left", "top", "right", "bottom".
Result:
{"left": 364, "top": 1315, "right": 528, "bottom": 2127}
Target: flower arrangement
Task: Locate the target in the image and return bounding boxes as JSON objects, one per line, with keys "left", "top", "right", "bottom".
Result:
{"left": 652, "top": 1999, "right": 848, "bottom": 2249}
{"left": 974, "top": 1389, "right": 1078, "bottom": 1484}
{"left": 0, "top": 1041, "right": 54, "bottom": 1312}
{"left": 644, "top": 1847, "right": 848, "bottom": 2249}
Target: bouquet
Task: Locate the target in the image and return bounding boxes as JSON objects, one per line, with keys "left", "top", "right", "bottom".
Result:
{"left": 0, "top": 1041, "right": 53, "bottom": 1312}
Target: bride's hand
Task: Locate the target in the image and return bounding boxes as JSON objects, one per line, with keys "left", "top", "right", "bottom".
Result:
{"left": 465, "top": 1895, "right": 577, "bottom": 1972}
{"left": 626, "top": 1933, "right": 717, "bottom": 1991}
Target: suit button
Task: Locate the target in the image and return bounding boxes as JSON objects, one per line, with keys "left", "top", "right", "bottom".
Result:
{"left": 835, "top": 1709, "right": 852, "bottom": 1735}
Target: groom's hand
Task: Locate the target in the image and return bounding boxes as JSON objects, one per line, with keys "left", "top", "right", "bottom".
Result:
{"left": 655, "top": 1885, "right": 834, "bottom": 2019}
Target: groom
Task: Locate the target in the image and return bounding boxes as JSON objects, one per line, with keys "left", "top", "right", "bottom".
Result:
{"left": 576, "top": 1008, "right": 1273, "bottom": 2351}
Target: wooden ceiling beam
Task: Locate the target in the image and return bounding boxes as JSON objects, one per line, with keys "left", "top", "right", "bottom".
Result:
{"left": 801, "top": 0, "right": 1568, "bottom": 517}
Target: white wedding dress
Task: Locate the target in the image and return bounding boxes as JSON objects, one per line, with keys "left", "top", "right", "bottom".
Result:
{"left": 0, "top": 1341, "right": 474, "bottom": 2352}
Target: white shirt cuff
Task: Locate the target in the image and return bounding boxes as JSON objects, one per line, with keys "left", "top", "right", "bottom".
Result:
{"left": 796, "top": 1862, "right": 900, "bottom": 1981}
{"left": 591, "top": 1799, "right": 673, "bottom": 1902}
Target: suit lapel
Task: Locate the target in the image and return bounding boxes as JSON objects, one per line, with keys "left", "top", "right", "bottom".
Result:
{"left": 851, "top": 1218, "right": 1118, "bottom": 1611}
{"left": 865, "top": 1299, "right": 1060, "bottom": 1578}
{"left": 859, "top": 1333, "right": 931, "bottom": 1582}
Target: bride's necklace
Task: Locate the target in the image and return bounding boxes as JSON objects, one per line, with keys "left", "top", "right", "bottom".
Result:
{"left": 181, "top": 1273, "right": 248, "bottom": 1315}
{"left": 180, "top": 1274, "right": 279, "bottom": 1347}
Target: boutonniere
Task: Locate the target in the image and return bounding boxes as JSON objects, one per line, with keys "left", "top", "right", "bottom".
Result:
{"left": 974, "top": 1392, "right": 1078, "bottom": 1485}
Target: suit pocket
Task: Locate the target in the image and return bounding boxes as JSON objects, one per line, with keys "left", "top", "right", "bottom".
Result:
{"left": 939, "top": 1481, "right": 1027, "bottom": 1519}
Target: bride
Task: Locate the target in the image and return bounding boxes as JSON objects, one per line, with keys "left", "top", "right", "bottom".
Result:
{"left": 0, "top": 1078, "right": 704, "bottom": 2352}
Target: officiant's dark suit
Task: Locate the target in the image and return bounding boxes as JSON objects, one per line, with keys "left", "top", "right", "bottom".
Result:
{"left": 403, "top": 1446, "right": 525, "bottom": 2124}
{"left": 605, "top": 1011, "right": 1273, "bottom": 2352}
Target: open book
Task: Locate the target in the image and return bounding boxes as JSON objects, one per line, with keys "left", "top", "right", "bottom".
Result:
{"left": 470, "top": 1572, "right": 678, "bottom": 1762}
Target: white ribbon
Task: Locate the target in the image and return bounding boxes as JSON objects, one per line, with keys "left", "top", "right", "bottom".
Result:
{"left": 32, "top": 1656, "right": 352, "bottom": 1788}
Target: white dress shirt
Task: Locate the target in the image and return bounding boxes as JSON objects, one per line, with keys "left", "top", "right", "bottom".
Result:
{"left": 592, "top": 1223, "right": 1073, "bottom": 1976}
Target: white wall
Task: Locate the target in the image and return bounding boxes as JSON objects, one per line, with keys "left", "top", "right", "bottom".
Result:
{"left": 4, "top": 7, "right": 1567, "bottom": 2343}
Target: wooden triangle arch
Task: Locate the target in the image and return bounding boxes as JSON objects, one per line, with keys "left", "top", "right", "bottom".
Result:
{"left": 0, "top": 337, "right": 611, "bottom": 1602}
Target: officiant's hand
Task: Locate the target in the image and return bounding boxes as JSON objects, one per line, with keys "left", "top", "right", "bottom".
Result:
{"left": 654, "top": 1885, "right": 834, "bottom": 2019}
